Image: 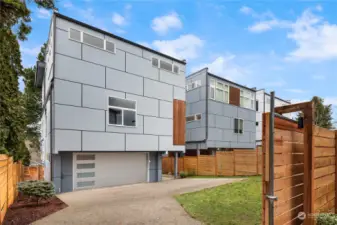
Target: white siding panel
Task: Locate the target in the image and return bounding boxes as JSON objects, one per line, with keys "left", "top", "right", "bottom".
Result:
{"left": 82, "top": 132, "right": 125, "bottom": 151}
{"left": 126, "top": 134, "right": 158, "bottom": 151}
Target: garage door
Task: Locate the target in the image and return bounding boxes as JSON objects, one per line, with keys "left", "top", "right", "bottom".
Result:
{"left": 73, "top": 152, "right": 147, "bottom": 190}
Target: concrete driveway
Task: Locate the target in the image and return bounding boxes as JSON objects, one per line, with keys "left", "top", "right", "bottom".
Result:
{"left": 34, "top": 178, "right": 242, "bottom": 225}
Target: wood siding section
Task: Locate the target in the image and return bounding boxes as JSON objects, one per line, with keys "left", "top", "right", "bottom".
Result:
{"left": 229, "top": 86, "right": 240, "bottom": 106}
{"left": 173, "top": 99, "right": 186, "bottom": 145}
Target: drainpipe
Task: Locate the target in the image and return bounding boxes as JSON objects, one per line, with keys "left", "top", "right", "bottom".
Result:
{"left": 266, "top": 91, "right": 277, "bottom": 225}
{"left": 174, "top": 152, "right": 178, "bottom": 178}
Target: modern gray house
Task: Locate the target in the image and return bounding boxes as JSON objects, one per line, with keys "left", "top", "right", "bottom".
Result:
{"left": 185, "top": 68, "right": 256, "bottom": 155}
{"left": 36, "top": 13, "right": 186, "bottom": 193}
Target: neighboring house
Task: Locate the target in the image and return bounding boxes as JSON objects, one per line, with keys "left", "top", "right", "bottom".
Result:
{"left": 35, "top": 13, "right": 186, "bottom": 193}
{"left": 185, "top": 68, "right": 256, "bottom": 155}
{"left": 255, "top": 89, "right": 291, "bottom": 145}
{"left": 24, "top": 140, "right": 42, "bottom": 164}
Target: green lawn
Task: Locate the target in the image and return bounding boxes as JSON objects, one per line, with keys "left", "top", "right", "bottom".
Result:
{"left": 175, "top": 176, "right": 262, "bottom": 225}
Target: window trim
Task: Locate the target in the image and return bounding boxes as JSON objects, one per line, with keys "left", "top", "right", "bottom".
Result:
{"left": 233, "top": 118, "right": 244, "bottom": 134}
{"left": 68, "top": 28, "right": 116, "bottom": 54}
{"left": 186, "top": 114, "right": 202, "bottom": 123}
{"left": 107, "top": 96, "right": 137, "bottom": 127}
{"left": 209, "top": 79, "right": 229, "bottom": 103}
{"left": 151, "top": 57, "right": 179, "bottom": 74}
{"left": 240, "top": 89, "right": 255, "bottom": 110}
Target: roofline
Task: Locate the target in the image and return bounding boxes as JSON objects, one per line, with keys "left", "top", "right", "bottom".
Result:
{"left": 264, "top": 92, "right": 291, "bottom": 104}
{"left": 186, "top": 67, "right": 208, "bottom": 78}
{"left": 54, "top": 12, "right": 186, "bottom": 65}
{"left": 207, "top": 72, "right": 257, "bottom": 92}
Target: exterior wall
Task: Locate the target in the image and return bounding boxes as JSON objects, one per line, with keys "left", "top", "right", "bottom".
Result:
{"left": 206, "top": 74, "right": 256, "bottom": 149}
{"left": 256, "top": 90, "right": 291, "bottom": 145}
{"left": 52, "top": 16, "right": 186, "bottom": 154}
{"left": 185, "top": 69, "right": 207, "bottom": 149}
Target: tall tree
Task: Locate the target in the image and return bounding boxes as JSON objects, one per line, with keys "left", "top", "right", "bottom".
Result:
{"left": 0, "top": 0, "right": 54, "bottom": 164}
{"left": 297, "top": 96, "right": 334, "bottom": 129}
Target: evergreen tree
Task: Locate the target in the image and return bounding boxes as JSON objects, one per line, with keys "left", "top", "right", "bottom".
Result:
{"left": 0, "top": 0, "right": 54, "bottom": 162}
{"left": 296, "top": 96, "right": 334, "bottom": 129}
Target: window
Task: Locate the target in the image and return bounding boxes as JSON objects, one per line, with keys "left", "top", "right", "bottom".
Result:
{"left": 187, "top": 80, "right": 201, "bottom": 91}
{"left": 256, "top": 100, "right": 259, "bottom": 111}
{"left": 77, "top": 172, "right": 95, "bottom": 178}
{"left": 240, "top": 90, "right": 254, "bottom": 109}
{"left": 83, "top": 33, "right": 104, "bottom": 49}
{"left": 77, "top": 181, "right": 95, "bottom": 188}
{"left": 105, "top": 40, "right": 116, "bottom": 53}
{"left": 256, "top": 122, "right": 259, "bottom": 126}
{"left": 210, "top": 79, "right": 229, "bottom": 103}
{"left": 69, "top": 28, "right": 81, "bottom": 41}
{"left": 234, "top": 118, "right": 243, "bottom": 134}
{"left": 68, "top": 28, "right": 116, "bottom": 54}
{"left": 108, "top": 97, "right": 137, "bottom": 127}
{"left": 186, "top": 114, "right": 201, "bottom": 122}
{"left": 152, "top": 57, "right": 179, "bottom": 74}
{"left": 77, "top": 163, "right": 95, "bottom": 169}
{"left": 152, "top": 58, "right": 159, "bottom": 67}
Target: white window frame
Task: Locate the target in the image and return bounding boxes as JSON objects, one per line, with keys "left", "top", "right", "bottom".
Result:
{"left": 240, "top": 89, "right": 254, "bottom": 110}
{"left": 68, "top": 28, "right": 116, "bottom": 54}
{"left": 210, "top": 79, "right": 229, "bottom": 103}
{"left": 186, "top": 114, "right": 202, "bottom": 123}
{"left": 234, "top": 118, "right": 244, "bottom": 134}
{"left": 151, "top": 57, "right": 179, "bottom": 74}
{"left": 107, "top": 96, "right": 137, "bottom": 127}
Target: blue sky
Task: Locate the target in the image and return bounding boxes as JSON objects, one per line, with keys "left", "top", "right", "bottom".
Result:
{"left": 21, "top": 0, "right": 337, "bottom": 122}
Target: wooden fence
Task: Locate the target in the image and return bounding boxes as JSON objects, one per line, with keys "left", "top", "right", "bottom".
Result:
{"left": 0, "top": 155, "right": 44, "bottom": 224}
{"left": 162, "top": 147, "right": 262, "bottom": 176}
{"left": 262, "top": 111, "right": 337, "bottom": 225}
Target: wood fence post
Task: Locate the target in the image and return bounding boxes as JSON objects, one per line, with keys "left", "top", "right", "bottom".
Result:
{"left": 6, "top": 157, "right": 9, "bottom": 210}
{"left": 214, "top": 152, "right": 218, "bottom": 176}
{"left": 256, "top": 147, "right": 258, "bottom": 175}
{"left": 335, "top": 130, "right": 337, "bottom": 214}
{"left": 197, "top": 155, "right": 199, "bottom": 176}
{"left": 233, "top": 150, "right": 236, "bottom": 176}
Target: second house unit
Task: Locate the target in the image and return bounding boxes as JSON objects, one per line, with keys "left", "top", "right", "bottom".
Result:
{"left": 185, "top": 68, "right": 256, "bottom": 156}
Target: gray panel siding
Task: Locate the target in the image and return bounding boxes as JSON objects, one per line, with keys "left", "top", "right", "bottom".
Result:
{"left": 149, "top": 152, "right": 162, "bottom": 182}
{"left": 52, "top": 17, "right": 185, "bottom": 154}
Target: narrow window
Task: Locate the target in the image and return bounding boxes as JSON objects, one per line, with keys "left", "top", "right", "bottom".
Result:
{"left": 77, "top": 163, "right": 95, "bottom": 169}
{"left": 105, "top": 40, "right": 116, "bottom": 53}
{"left": 152, "top": 58, "right": 159, "bottom": 67}
{"left": 77, "top": 181, "right": 95, "bottom": 187}
{"left": 76, "top": 155, "right": 95, "bottom": 160}
{"left": 83, "top": 32, "right": 104, "bottom": 49}
{"left": 209, "top": 79, "right": 215, "bottom": 99}
{"left": 186, "top": 114, "right": 201, "bottom": 122}
{"left": 256, "top": 122, "right": 259, "bottom": 126}
{"left": 173, "top": 65, "right": 179, "bottom": 74}
{"left": 234, "top": 118, "right": 243, "bottom": 134}
{"left": 256, "top": 100, "right": 259, "bottom": 111}
{"left": 195, "top": 114, "right": 201, "bottom": 120}
{"left": 77, "top": 172, "right": 95, "bottom": 178}
{"left": 160, "top": 60, "right": 173, "bottom": 71}
{"left": 108, "top": 97, "right": 137, "bottom": 127}
{"left": 69, "top": 28, "right": 81, "bottom": 41}
{"left": 186, "top": 115, "right": 195, "bottom": 122}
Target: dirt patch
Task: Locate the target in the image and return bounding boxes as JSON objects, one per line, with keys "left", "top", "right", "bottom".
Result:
{"left": 3, "top": 196, "right": 68, "bottom": 225}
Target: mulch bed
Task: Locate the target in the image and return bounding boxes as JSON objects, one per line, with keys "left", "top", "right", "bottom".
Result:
{"left": 3, "top": 196, "right": 68, "bottom": 225}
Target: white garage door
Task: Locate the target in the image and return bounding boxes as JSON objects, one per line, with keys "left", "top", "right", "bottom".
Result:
{"left": 73, "top": 152, "right": 147, "bottom": 190}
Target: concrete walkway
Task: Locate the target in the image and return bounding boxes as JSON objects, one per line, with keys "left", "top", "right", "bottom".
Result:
{"left": 34, "top": 178, "right": 242, "bottom": 225}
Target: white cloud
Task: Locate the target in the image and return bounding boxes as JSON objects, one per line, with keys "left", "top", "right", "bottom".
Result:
{"left": 286, "top": 8, "right": 337, "bottom": 61}
{"left": 242, "top": 6, "right": 337, "bottom": 61}
{"left": 240, "top": 6, "right": 253, "bottom": 15}
{"left": 311, "top": 74, "right": 325, "bottom": 80}
{"left": 285, "top": 89, "right": 306, "bottom": 93}
{"left": 151, "top": 12, "right": 182, "bottom": 35}
{"left": 191, "top": 55, "right": 249, "bottom": 82}
{"left": 37, "top": 8, "right": 51, "bottom": 19}
{"left": 112, "top": 13, "right": 126, "bottom": 26}
{"left": 21, "top": 46, "right": 41, "bottom": 56}
{"left": 63, "top": 1, "right": 73, "bottom": 8}
{"left": 325, "top": 97, "right": 337, "bottom": 106}
{"left": 152, "top": 34, "right": 203, "bottom": 60}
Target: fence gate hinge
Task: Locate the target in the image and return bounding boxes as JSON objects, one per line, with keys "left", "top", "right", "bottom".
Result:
{"left": 266, "top": 195, "right": 278, "bottom": 202}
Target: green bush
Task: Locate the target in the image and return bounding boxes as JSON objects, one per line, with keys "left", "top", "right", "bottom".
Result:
{"left": 18, "top": 180, "right": 55, "bottom": 200}
{"left": 180, "top": 171, "right": 187, "bottom": 178}
{"left": 316, "top": 213, "right": 337, "bottom": 225}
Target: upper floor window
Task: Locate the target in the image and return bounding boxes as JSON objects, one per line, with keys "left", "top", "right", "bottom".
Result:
{"left": 108, "top": 97, "right": 136, "bottom": 127}
{"left": 240, "top": 90, "right": 254, "bottom": 109}
{"left": 186, "top": 114, "right": 201, "bottom": 123}
{"left": 209, "top": 79, "right": 229, "bottom": 103}
{"left": 68, "top": 28, "right": 116, "bottom": 54}
{"left": 152, "top": 57, "right": 179, "bottom": 74}
{"left": 186, "top": 80, "right": 201, "bottom": 91}
{"left": 234, "top": 118, "right": 243, "bottom": 134}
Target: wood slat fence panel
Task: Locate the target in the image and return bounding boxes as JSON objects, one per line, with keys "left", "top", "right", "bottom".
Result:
{"left": 0, "top": 155, "right": 44, "bottom": 224}
{"left": 162, "top": 148, "right": 262, "bottom": 176}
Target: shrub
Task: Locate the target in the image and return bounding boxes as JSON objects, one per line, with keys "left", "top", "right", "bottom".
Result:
{"left": 180, "top": 171, "right": 187, "bottom": 178}
{"left": 316, "top": 213, "right": 337, "bottom": 225}
{"left": 18, "top": 180, "right": 55, "bottom": 201}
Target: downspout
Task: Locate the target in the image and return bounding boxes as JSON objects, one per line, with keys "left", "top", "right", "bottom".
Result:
{"left": 185, "top": 68, "right": 209, "bottom": 146}
{"left": 50, "top": 13, "right": 56, "bottom": 182}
